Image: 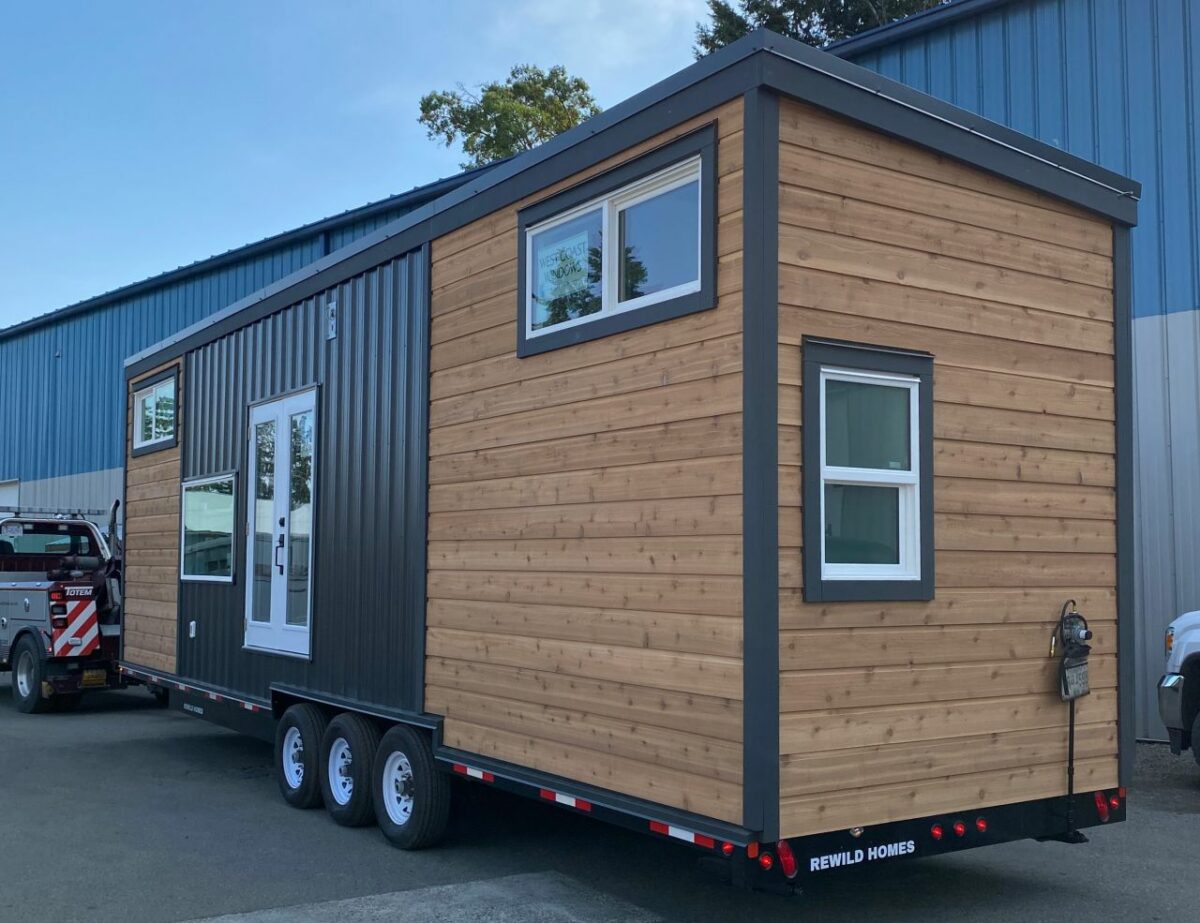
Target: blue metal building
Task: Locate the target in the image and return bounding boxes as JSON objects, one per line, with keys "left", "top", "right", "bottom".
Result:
{"left": 0, "top": 169, "right": 481, "bottom": 517}
{"left": 833, "top": 0, "right": 1194, "bottom": 739}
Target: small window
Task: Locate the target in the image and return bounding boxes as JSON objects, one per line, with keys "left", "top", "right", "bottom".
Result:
{"left": 134, "top": 375, "right": 177, "bottom": 452}
{"left": 802, "top": 339, "right": 933, "bottom": 602}
{"left": 518, "top": 126, "right": 716, "bottom": 356}
{"left": 181, "top": 475, "right": 235, "bottom": 583}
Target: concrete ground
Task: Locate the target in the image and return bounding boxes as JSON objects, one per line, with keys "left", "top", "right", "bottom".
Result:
{"left": 0, "top": 683, "right": 1193, "bottom": 923}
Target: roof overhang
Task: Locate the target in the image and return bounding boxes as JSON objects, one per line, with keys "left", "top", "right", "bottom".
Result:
{"left": 127, "top": 27, "right": 1139, "bottom": 378}
{"left": 827, "top": 0, "right": 1018, "bottom": 58}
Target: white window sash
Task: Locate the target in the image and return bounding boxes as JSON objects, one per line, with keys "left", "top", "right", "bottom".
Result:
{"left": 819, "top": 366, "right": 921, "bottom": 582}
{"left": 133, "top": 379, "right": 175, "bottom": 449}
{"left": 525, "top": 156, "right": 702, "bottom": 341}
{"left": 179, "top": 474, "right": 236, "bottom": 583}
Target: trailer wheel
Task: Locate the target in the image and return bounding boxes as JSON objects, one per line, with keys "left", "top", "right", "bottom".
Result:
{"left": 11, "top": 637, "right": 50, "bottom": 714}
{"left": 275, "top": 703, "right": 327, "bottom": 809}
{"left": 372, "top": 725, "right": 450, "bottom": 849}
{"left": 319, "top": 713, "right": 381, "bottom": 826}
{"left": 1191, "top": 710, "right": 1200, "bottom": 769}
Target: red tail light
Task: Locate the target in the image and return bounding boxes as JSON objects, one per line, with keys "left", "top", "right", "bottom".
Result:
{"left": 975, "top": 817, "right": 988, "bottom": 833}
{"left": 1118, "top": 787, "right": 1127, "bottom": 799}
{"left": 49, "top": 589, "right": 65, "bottom": 602}
{"left": 1094, "top": 791, "right": 1110, "bottom": 822}
{"left": 1108, "top": 794, "right": 1120, "bottom": 811}
{"left": 775, "top": 840, "right": 798, "bottom": 879}
{"left": 930, "top": 823, "right": 944, "bottom": 841}
{"left": 758, "top": 852, "right": 774, "bottom": 871}
{"left": 952, "top": 820, "right": 967, "bottom": 837}
{"left": 746, "top": 842, "right": 760, "bottom": 859}
{"left": 720, "top": 841, "right": 734, "bottom": 856}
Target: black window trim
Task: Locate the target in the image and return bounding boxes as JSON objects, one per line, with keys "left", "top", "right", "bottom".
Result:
{"left": 131, "top": 366, "right": 179, "bottom": 458}
{"left": 516, "top": 124, "right": 717, "bottom": 358}
{"left": 801, "top": 337, "right": 934, "bottom": 602}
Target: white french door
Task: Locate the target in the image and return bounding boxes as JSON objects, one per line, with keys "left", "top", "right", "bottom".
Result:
{"left": 244, "top": 390, "right": 316, "bottom": 657}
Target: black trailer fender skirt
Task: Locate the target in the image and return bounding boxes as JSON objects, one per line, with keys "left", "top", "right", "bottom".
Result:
{"left": 435, "top": 744, "right": 757, "bottom": 849}
{"left": 119, "top": 663, "right": 275, "bottom": 740}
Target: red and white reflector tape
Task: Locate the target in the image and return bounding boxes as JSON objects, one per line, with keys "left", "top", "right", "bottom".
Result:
{"left": 649, "top": 821, "right": 716, "bottom": 849}
{"left": 539, "top": 789, "right": 592, "bottom": 812}
{"left": 452, "top": 763, "right": 495, "bottom": 783}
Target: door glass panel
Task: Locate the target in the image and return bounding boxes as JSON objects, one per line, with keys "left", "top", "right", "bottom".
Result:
{"left": 824, "top": 484, "right": 900, "bottom": 564}
{"left": 286, "top": 410, "right": 314, "bottom": 628}
{"left": 251, "top": 420, "right": 276, "bottom": 623}
{"left": 824, "top": 379, "right": 910, "bottom": 471}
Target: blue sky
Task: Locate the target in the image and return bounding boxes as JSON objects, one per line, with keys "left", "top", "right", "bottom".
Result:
{"left": 0, "top": 0, "right": 708, "bottom": 328}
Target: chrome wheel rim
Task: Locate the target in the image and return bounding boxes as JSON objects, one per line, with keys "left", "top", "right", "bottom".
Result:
{"left": 15, "top": 651, "right": 33, "bottom": 699}
{"left": 327, "top": 736, "right": 354, "bottom": 805}
{"left": 382, "top": 751, "right": 414, "bottom": 826}
{"left": 282, "top": 726, "right": 305, "bottom": 789}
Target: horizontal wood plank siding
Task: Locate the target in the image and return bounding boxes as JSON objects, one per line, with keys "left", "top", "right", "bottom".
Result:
{"left": 123, "top": 361, "right": 182, "bottom": 673}
{"left": 425, "top": 100, "right": 745, "bottom": 823}
{"left": 776, "top": 100, "right": 1119, "bottom": 838}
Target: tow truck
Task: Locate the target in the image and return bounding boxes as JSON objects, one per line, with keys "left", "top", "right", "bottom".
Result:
{"left": 0, "top": 503, "right": 141, "bottom": 712}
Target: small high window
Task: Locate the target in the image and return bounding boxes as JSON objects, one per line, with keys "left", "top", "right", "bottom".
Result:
{"left": 802, "top": 339, "right": 933, "bottom": 602}
{"left": 134, "top": 375, "right": 177, "bottom": 452}
{"left": 181, "top": 475, "right": 235, "bottom": 583}
{"left": 518, "top": 126, "right": 716, "bottom": 356}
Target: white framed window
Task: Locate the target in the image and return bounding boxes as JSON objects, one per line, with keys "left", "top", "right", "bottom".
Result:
{"left": 181, "top": 474, "right": 236, "bottom": 583}
{"left": 517, "top": 126, "right": 716, "bottom": 357}
{"left": 802, "top": 339, "right": 933, "bottom": 603}
{"left": 134, "top": 376, "right": 177, "bottom": 450}
{"left": 819, "top": 367, "right": 920, "bottom": 581}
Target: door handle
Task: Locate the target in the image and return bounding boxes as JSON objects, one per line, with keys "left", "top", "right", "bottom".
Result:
{"left": 275, "top": 534, "right": 285, "bottom": 575}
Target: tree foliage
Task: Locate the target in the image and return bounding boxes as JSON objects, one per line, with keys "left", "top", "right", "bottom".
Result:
{"left": 695, "top": 0, "right": 947, "bottom": 54}
{"left": 419, "top": 64, "right": 602, "bottom": 168}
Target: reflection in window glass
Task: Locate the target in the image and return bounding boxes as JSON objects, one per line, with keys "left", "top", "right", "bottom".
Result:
{"left": 251, "top": 420, "right": 275, "bottom": 623}
{"left": 134, "top": 378, "right": 176, "bottom": 448}
{"left": 824, "top": 379, "right": 910, "bottom": 470}
{"left": 182, "top": 478, "right": 235, "bottom": 580}
{"left": 286, "top": 410, "right": 313, "bottom": 628}
{"left": 618, "top": 180, "right": 699, "bottom": 302}
{"left": 528, "top": 209, "right": 602, "bottom": 331}
{"left": 824, "top": 484, "right": 900, "bottom": 564}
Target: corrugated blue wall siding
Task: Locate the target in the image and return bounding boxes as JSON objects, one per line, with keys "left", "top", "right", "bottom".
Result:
{"left": 0, "top": 203, "right": 419, "bottom": 487}
{"left": 846, "top": 0, "right": 1195, "bottom": 320}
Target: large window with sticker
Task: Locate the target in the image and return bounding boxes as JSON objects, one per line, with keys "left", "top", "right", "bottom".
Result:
{"left": 802, "top": 339, "right": 934, "bottom": 602}
{"left": 517, "top": 126, "right": 716, "bottom": 357}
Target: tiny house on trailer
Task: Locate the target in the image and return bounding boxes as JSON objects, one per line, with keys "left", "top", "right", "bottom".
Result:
{"left": 118, "top": 30, "right": 1137, "bottom": 888}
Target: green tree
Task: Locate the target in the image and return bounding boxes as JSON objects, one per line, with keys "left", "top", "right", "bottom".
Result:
{"left": 695, "top": 0, "right": 946, "bottom": 54}
{"left": 419, "top": 64, "right": 602, "bottom": 168}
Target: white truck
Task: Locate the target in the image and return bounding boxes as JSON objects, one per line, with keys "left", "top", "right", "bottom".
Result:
{"left": 0, "top": 508, "right": 134, "bottom": 712}
{"left": 1158, "top": 610, "right": 1200, "bottom": 765}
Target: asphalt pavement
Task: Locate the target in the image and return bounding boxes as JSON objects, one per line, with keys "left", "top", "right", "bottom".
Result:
{"left": 0, "top": 683, "right": 1193, "bottom": 922}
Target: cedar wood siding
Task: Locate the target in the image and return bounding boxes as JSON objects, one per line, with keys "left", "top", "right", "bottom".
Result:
{"left": 425, "top": 100, "right": 745, "bottom": 823}
{"left": 124, "top": 361, "right": 183, "bottom": 674}
{"left": 776, "top": 99, "right": 1119, "bottom": 838}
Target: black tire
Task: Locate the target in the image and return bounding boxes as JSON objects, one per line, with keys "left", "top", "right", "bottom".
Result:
{"left": 1191, "top": 710, "right": 1200, "bottom": 769}
{"left": 275, "top": 703, "right": 328, "bottom": 809}
{"left": 319, "top": 713, "right": 381, "bottom": 826}
{"left": 372, "top": 725, "right": 451, "bottom": 849}
{"left": 10, "top": 637, "right": 50, "bottom": 714}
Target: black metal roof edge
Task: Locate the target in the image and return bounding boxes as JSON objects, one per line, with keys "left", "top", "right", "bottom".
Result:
{"left": 826, "top": 0, "right": 1017, "bottom": 57}
{"left": 0, "top": 164, "right": 494, "bottom": 344}
{"left": 126, "top": 27, "right": 1141, "bottom": 375}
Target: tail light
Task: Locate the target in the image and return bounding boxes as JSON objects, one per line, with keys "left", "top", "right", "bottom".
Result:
{"left": 758, "top": 852, "right": 774, "bottom": 871}
{"left": 1094, "top": 791, "right": 1110, "bottom": 822}
{"left": 720, "top": 842, "right": 734, "bottom": 857}
{"left": 952, "top": 820, "right": 967, "bottom": 837}
{"left": 746, "top": 842, "right": 760, "bottom": 859}
{"left": 775, "top": 840, "right": 798, "bottom": 879}
{"left": 49, "top": 589, "right": 66, "bottom": 602}
{"left": 975, "top": 817, "right": 988, "bottom": 833}
{"left": 930, "top": 823, "right": 944, "bottom": 841}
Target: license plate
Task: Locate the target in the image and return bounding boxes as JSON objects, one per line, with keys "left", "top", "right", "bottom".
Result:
{"left": 1062, "top": 661, "right": 1089, "bottom": 701}
{"left": 81, "top": 669, "right": 108, "bottom": 689}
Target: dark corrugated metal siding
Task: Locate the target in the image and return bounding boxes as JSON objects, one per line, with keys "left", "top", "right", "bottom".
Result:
{"left": 178, "top": 249, "right": 428, "bottom": 711}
